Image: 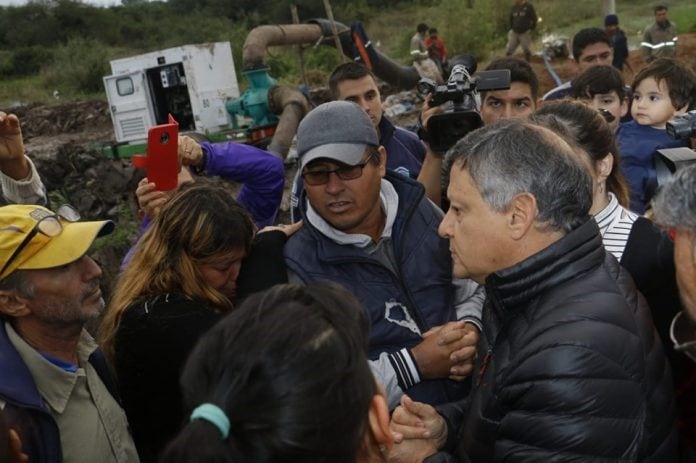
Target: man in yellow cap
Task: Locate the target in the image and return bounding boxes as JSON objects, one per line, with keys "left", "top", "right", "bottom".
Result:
{"left": 0, "top": 204, "right": 140, "bottom": 463}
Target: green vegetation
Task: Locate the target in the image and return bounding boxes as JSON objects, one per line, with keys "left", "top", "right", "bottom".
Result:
{"left": 89, "top": 203, "right": 138, "bottom": 253}
{"left": 0, "top": 0, "right": 694, "bottom": 106}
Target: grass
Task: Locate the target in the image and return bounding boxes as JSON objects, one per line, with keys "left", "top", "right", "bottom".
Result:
{"left": 366, "top": 0, "right": 696, "bottom": 66}
{"left": 0, "top": 0, "right": 695, "bottom": 107}
{"left": 90, "top": 203, "right": 139, "bottom": 253}
{"left": 0, "top": 74, "right": 107, "bottom": 108}
{"left": 0, "top": 75, "right": 53, "bottom": 107}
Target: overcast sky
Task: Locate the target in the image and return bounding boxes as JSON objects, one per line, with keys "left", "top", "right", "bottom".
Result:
{"left": 0, "top": 0, "right": 126, "bottom": 5}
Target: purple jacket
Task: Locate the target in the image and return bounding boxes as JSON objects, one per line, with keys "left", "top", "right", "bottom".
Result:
{"left": 200, "top": 141, "right": 285, "bottom": 228}
{"left": 121, "top": 141, "right": 285, "bottom": 269}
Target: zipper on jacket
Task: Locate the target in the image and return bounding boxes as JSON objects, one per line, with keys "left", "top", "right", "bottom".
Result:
{"left": 476, "top": 347, "right": 493, "bottom": 388}
{"left": 393, "top": 181, "right": 429, "bottom": 332}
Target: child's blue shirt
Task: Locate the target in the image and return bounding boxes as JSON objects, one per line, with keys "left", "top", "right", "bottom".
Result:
{"left": 617, "top": 120, "right": 688, "bottom": 213}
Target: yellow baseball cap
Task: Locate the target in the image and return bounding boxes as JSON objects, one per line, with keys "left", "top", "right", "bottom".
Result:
{"left": 0, "top": 204, "right": 114, "bottom": 280}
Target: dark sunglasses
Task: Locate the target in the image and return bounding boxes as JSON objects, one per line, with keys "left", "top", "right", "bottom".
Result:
{"left": 302, "top": 151, "right": 379, "bottom": 186}
{"left": 0, "top": 205, "right": 80, "bottom": 278}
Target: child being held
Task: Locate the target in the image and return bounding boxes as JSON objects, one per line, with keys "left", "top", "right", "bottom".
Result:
{"left": 616, "top": 58, "right": 696, "bottom": 214}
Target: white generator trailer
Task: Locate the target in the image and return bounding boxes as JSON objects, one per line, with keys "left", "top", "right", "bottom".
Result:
{"left": 103, "top": 42, "right": 239, "bottom": 145}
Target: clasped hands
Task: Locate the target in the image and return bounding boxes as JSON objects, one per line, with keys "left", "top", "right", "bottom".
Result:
{"left": 411, "top": 320, "right": 479, "bottom": 381}
{"left": 388, "top": 395, "right": 448, "bottom": 463}
{"left": 387, "top": 321, "right": 478, "bottom": 462}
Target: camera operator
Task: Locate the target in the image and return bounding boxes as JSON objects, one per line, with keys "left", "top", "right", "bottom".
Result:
{"left": 416, "top": 57, "right": 514, "bottom": 207}
{"left": 479, "top": 57, "right": 539, "bottom": 126}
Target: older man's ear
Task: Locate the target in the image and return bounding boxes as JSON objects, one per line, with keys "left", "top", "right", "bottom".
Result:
{"left": 507, "top": 192, "right": 538, "bottom": 240}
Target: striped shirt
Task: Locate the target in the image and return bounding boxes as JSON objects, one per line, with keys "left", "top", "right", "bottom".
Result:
{"left": 594, "top": 193, "right": 639, "bottom": 262}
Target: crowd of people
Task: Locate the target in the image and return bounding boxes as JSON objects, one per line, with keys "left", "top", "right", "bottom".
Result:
{"left": 1, "top": 2, "right": 696, "bottom": 462}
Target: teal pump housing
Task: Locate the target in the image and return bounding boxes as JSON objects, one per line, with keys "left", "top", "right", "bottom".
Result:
{"left": 225, "top": 68, "right": 278, "bottom": 128}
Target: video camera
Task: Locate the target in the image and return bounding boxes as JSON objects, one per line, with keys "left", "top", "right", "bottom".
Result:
{"left": 417, "top": 54, "right": 510, "bottom": 152}
{"left": 667, "top": 110, "right": 696, "bottom": 140}
{"left": 656, "top": 111, "right": 696, "bottom": 188}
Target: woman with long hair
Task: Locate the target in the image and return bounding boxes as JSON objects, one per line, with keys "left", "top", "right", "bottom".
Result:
{"left": 100, "top": 179, "right": 260, "bottom": 462}
{"left": 160, "top": 283, "right": 393, "bottom": 463}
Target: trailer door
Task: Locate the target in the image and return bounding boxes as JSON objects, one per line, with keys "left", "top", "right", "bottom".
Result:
{"left": 104, "top": 71, "right": 154, "bottom": 143}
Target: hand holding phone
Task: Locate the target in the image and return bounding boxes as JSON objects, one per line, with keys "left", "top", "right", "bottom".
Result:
{"left": 132, "top": 115, "right": 179, "bottom": 191}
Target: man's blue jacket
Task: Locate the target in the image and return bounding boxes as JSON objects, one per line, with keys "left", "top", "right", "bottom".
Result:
{"left": 285, "top": 172, "right": 467, "bottom": 405}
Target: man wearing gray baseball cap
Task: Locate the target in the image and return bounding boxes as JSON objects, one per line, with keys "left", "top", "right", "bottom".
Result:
{"left": 285, "top": 100, "right": 483, "bottom": 408}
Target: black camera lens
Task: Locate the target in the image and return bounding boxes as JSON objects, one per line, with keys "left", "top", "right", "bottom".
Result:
{"left": 666, "top": 111, "right": 696, "bottom": 140}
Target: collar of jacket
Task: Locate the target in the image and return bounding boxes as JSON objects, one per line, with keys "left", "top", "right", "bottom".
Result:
{"left": 0, "top": 322, "right": 49, "bottom": 410}
{"left": 485, "top": 218, "right": 604, "bottom": 312}
{"left": 0, "top": 322, "right": 120, "bottom": 410}
{"left": 378, "top": 115, "right": 396, "bottom": 145}
{"left": 299, "top": 171, "right": 426, "bottom": 262}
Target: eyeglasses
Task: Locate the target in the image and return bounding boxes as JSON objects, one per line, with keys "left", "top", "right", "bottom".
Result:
{"left": 0, "top": 205, "right": 80, "bottom": 278}
{"left": 302, "top": 151, "right": 378, "bottom": 186}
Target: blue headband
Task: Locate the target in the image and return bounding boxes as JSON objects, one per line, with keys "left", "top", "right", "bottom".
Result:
{"left": 190, "top": 403, "right": 230, "bottom": 439}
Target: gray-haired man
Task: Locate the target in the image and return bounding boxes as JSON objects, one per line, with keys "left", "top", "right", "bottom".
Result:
{"left": 654, "top": 165, "right": 696, "bottom": 361}
{"left": 389, "top": 118, "right": 677, "bottom": 462}
{"left": 653, "top": 160, "right": 696, "bottom": 461}
{"left": 285, "top": 101, "right": 484, "bottom": 408}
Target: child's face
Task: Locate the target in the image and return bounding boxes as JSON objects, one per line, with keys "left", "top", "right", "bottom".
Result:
{"left": 579, "top": 91, "right": 627, "bottom": 131}
{"left": 631, "top": 77, "right": 678, "bottom": 129}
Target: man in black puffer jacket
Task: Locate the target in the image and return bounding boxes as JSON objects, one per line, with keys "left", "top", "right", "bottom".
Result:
{"left": 389, "top": 119, "right": 678, "bottom": 462}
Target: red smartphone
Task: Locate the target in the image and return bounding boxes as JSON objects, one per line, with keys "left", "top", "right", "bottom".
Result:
{"left": 132, "top": 115, "right": 179, "bottom": 191}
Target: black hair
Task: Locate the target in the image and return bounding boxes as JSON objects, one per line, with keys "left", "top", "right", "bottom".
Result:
{"left": 631, "top": 58, "right": 696, "bottom": 111}
{"left": 428, "top": 28, "right": 438, "bottom": 34}
{"left": 328, "top": 62, "right": 377, "bottom": 100}
{"left": 482, "top": 57, "right": 539, "bottom": 101}
{"left": 572, "top": 28, "right": 610, "bottom": 61}
{"left": 654, "top": 4, "right": 668, "bottom": 14}
{"left": 417, "top": 23, "right": 428, "bottom": 33}
{"left": 159, "top": 283, "right": 376, "bottom": 463}
{"left": 571, "top": 65, "right": 626, "bottom": 100}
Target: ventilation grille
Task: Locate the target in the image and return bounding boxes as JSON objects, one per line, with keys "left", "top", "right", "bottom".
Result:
{"left": 120, "top": 117, "right": 147, "bottom": 139}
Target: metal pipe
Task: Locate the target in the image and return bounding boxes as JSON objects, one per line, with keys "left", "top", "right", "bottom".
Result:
{"left": 266, "top": 85, "right": 310, "bottom": 159}
{"left": 242, "top": 24, "right": 331, "bottom": 70}
{"left": 242, "top": 20, "right": 421, "bottom": 90}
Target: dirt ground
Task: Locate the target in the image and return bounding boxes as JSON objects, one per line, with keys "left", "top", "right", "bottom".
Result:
{"left": 2, "top": 31, "right": 695, "bottom": 295}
